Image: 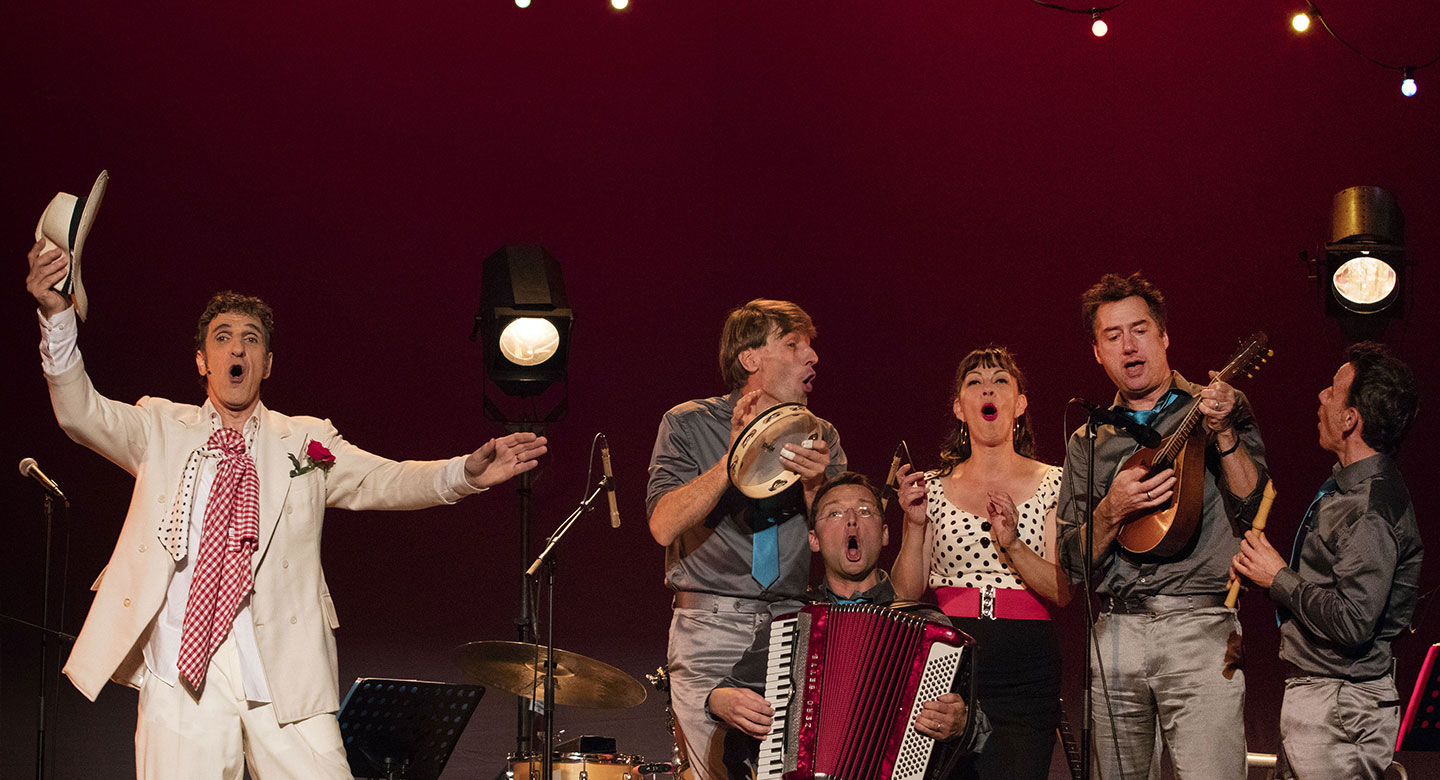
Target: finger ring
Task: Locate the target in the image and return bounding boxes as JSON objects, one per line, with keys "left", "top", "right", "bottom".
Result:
{"left": 1145, "top": 490, "right": 1151, "bottom": 500}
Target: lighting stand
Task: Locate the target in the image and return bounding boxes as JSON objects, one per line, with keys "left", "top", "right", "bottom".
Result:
{"left": 484, "top": 387, "right": 565, "bottom": 758}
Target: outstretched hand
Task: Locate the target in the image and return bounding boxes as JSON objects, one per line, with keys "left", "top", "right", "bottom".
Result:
{"left": 26, "top": 239, "right": 70, "bottom": 317}
{"left": 464, "top": 432, "right": 549, "bottom": 489}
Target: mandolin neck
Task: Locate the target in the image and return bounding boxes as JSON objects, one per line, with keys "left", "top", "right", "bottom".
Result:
{"left": 1156, "top": 364, "right": 1243, "bottom": 464}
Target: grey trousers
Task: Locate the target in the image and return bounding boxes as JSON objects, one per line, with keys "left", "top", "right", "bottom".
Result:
{"left": 667, "top": 603, "right": 772, "bottom": 780}
{"left": 1089, "top": 606, "right": 1246, "bottom": 780}
{"left": 1277, "top": 674, "right": 1399, "bottom": 780}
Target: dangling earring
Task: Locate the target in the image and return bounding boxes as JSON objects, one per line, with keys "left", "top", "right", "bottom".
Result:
{"left": 1014, "top": 417, "right": 1023, "bottom": 440}
{"left": 959, "top": 421, "right": 970, "bottom": 447}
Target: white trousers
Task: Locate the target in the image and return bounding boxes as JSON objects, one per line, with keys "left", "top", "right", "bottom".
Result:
{"left": 135, "top": 632, "right": 353, "bottom": 780}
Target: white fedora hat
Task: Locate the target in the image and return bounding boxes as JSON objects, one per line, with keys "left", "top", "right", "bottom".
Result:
{"left": 35, "top": 170, "right": 108, "bottom": 321}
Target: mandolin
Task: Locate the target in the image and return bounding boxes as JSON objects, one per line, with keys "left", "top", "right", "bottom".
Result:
{"left": 1115, "top": 332, "right": 1272, "bottom": 557}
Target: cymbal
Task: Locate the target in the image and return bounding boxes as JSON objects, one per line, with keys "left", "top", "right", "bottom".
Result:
{"left": 452, "top": 641, "right": 646, "bottom": 709}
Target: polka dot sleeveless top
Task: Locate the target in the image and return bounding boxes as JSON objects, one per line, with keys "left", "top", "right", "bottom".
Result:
{"left": 926, "top": 466, "right": 1063, "bottom": 591}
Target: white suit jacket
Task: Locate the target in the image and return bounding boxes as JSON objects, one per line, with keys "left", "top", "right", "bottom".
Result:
{"left": 49, "top": 358, "right": 461, "bottom": 724}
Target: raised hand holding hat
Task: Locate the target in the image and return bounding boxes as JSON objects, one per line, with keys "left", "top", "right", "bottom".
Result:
{"left": 34, "top": 171, "right": 107, "bottom": 321}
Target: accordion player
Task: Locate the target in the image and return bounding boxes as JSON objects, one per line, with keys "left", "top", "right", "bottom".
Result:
{"left": 710, "top": 598, "right": 985, "bottom": 780}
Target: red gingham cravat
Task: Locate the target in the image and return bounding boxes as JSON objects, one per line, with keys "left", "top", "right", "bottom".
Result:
{"left": 176, "top": 427, "right": 260, "bottom": 693}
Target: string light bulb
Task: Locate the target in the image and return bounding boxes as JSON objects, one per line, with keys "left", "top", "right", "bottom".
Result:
{"left": 515, "top": 0, "right": 530, "bottom": 7}
{"left": 1400, "top": 68, "right": 1417, "bottom": 97}
{"left": 1291, "top": 11, "right": 1311, "bottom": 33}
{"left": 1091, "top": 12, "right": 1108, "bottom": 37}
{"left": 611, "top": 0, "right": 629, "bottom": 8}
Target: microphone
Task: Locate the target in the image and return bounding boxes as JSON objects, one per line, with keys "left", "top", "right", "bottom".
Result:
{"left": 600, "top": 434, "right": 620, "bottom": 528}
{"left": 19, "top": 457, "right": 69, "bottom": 506}
{"left": 1070, "top": 399, "right": 1163, "bottom": 449}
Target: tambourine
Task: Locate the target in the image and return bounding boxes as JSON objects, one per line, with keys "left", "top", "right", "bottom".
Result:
{"left": 727, "top": 403, "right": 821, "bottom": 499}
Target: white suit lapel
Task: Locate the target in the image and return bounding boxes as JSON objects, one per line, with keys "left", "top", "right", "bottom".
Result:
{"left": 255, "top": 406, "right": 295, "bottom": 571}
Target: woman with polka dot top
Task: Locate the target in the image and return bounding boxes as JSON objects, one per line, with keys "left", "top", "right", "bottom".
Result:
{"left": 892, "top": 346, "right": 1072, "bottom": 780}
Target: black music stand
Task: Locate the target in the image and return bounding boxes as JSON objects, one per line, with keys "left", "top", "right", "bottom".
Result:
{"left": 338, "top": 678, "right": 485, "bottom": 780}
{"left": 1399, "top": 643, "right": 1440, "bottom": 751}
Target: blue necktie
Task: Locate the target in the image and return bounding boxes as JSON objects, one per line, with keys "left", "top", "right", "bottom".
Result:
{"left": 1278, "top": 476, "right": 1338, "bottom": 625}
{"left": 752, "top": 517, "right": 780, "bottom": 590}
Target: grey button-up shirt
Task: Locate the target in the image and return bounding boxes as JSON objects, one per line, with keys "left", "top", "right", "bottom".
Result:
{"left": 647, "top": 392, "right": 845, "bottom": 601}
{"left": 1272, "top": 453, "right": 1422, "bottom": 680}
{"left": 1057, "top": 372, "right": 1269, "bottom": 597}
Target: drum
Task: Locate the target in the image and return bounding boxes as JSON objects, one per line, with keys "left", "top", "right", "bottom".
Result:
{"left": 507, "top": 752, "right": 642, "bottom": 780}
{"left": 727, "top": 403, "right": 821, "bottom": 499}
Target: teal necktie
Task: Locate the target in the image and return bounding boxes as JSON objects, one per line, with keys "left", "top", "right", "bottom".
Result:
{"left": 1118, "top": 388, "right": 1182, "bottom": 427}
{"left": 752, "top": 518, "right": 779, "bottom": 590}
{"left": 1278, "top": 476, "right": 1338, "bottom": 625}
{"left": 1289, "top": 477, "right": 1338, "bottom": 569}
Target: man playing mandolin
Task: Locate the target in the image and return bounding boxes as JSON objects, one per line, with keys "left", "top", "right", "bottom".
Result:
{"left": 1056, "top": 273, "right": 1269, "bottom": 779}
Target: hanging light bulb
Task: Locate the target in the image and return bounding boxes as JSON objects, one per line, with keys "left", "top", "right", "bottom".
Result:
{"left": 612, "top": 0, "right": 629, "bottom": 8}
{"left": 1401, "top": 67, "right": 1417, "bottom": 97}
{"left": 1291, "top": 11, "right": 1311, "bottom": 32}
{"left": 515, "top": 0, "right": 530, "bottom": 7}
{"left": 1091, "top": 12, "right": 1108, "bottom": 37}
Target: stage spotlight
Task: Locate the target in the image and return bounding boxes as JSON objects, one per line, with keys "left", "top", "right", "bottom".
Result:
{"left": 1091, "top": 13, "right": 1108, "bottom": 37}
{"left": 1322, "top": 186, "right": 1405, "bottom": 319}
{"left": 1401, "top": 67, "right": 1417, "bottom": 97}
{"left": 473, "top": 245, "right": 574, "bottom": 397}
{"left": 1291, "top": 12, "right": 1311, "bottom": 33}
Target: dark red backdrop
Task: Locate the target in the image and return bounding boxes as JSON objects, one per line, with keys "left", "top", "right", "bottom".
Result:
{"left": 3, "top": 1, "right": 1438, "bottom": 776}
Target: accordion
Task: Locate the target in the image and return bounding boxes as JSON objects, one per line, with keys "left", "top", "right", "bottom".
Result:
{"left": 758, "top": 603, "right": 974, "bottom": 780}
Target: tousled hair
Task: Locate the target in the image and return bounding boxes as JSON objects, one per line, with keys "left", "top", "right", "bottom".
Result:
{"left": 718, "top": 299, "right": 816, "bottom": 391}
{"left": 196, "top": 291, "right": 274, "bottom": 353}
{"left": 1080, "top": 272, "right": 1167, "bottom": 343}
{"left": 1345, "top": 341, "right": 1419, "bottom": 454}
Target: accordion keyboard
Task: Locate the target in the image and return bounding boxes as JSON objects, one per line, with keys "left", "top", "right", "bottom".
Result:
{"left": 757, "top": 616, "right": 796, "bottom": 780}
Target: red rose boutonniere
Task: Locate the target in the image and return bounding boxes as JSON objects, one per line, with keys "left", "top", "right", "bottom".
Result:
{"left": 288, "top": 439, "right": 336, "bottom": 478}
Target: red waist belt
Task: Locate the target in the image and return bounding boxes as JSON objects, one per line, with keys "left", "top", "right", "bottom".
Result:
{"left": 936, "top": 585, "right": 1052, "bottom": 621}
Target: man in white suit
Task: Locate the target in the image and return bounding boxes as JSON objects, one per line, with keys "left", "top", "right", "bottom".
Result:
{"left": 25, "top": 238, "right": 548, "bottom": 780}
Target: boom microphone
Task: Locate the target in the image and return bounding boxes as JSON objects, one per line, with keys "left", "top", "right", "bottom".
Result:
{"left": 19, "top": 457, "right": 69, "bottom": 506}
{"left": 1070, "top": 399, "right": 1163, "bottom": 449}
{"left": 600, "top": 434, "right": 620, "bottom": 528}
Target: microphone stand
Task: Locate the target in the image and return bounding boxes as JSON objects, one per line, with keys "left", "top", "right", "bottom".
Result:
{"left": 525, "top": 476, "right": 610, "bottom": 780}
{"left": 0, "top": 494, "right": 76, "bottom": 780}
{"left": 1081, "top": 416, "right": 1098, "bottom": 780}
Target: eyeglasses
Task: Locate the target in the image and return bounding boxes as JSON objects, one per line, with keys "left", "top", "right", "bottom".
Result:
{"left": 821, "top": 506, "right": 878, "bottom": 522}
